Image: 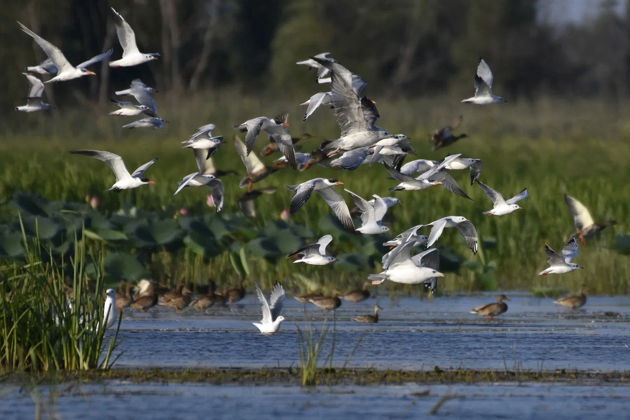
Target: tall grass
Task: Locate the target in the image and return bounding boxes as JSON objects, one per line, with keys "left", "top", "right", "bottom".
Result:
{"left": 296, "top": 322, "right": 330, "bottom": 386}
{"left": 1, "top": 93, "right": 629, "bottom": 293}
{"left": 0, "top": 222, "right": 119, "bottom": 372}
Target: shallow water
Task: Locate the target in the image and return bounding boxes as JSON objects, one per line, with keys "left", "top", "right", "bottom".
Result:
{"left": 3, "top": 381, "right": 630, "bottom": 420}
{"left": 113, "top": 292, "right": 630, "bottom": 371}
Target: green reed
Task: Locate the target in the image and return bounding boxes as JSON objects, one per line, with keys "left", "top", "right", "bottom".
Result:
{"left": 0, "top": 220, "right": 119, "bottom": 372}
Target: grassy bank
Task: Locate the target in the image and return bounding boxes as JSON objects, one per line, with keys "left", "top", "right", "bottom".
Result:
{"left": 1, "top": 93, "right": 629, "bottom": 294}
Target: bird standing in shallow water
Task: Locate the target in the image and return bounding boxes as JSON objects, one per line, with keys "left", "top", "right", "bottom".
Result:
{"left": 470, "top": 295, "right": 509, "bottom": 319}
{"left": 353, "top": 305, "right": 382, "bottom": 323}
{"left": 554, "top": 286, "right": 587, "bottom": 310}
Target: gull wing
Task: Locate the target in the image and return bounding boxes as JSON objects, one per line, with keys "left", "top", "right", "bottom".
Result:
{"left": 411, "top": 248, "right": 439, "bottom": 269}
{"left": 111, "top": 7, "right": 140, "bottom": 56}
{"left": 173, "top": 172, "right": 198, "bottom": 196}
{"left": 23, "top": 73, "right": 44, "bottom": 98}
{"left": 506, "top": 188, "right": 529, "bottom": 205}
{"left": 418, "top": 153, "right": 462, "bottom": 180}
{"left": 77, "top": 48, "right": 113, "bottom": 69}
{"left": 193, "top": 149, "right": 217, "bottom": 175}
{"left": 18, "top": 22, "right": 73, "bottom": 72}
{"left": 314, "top": 59, "right": 375, "bottom": 136}
{"left": 237, "top": 117, "right": 267, "bottom": 155}
{"left": 426, "top": 218, "right": 448, "bottom": 248}
{"left": 131, "top": 158, "right": 158, "bottom": 178}
{"left": 264, "top": 124, "right": 297, "bottom": 169}
{"left": 477, "top": 59, "right": 494, "bottom": 89}
{"left": 301, "top": 92, "right": 331, "bottom": 120}
{"left": 545, "top": 244, "right": 565, "bottom": 266}
{"left": 187, "top": 123, "right": 216, "bottom": 142}
{"left": 255, "top": 284, "right": 272, "bottom": 324}
{"left": 385, "top": 166, "right": 424, "bottom": 187}
{"left": 399, "top": 159, "right": 435, "bottom": 176}
{"left": 371, "top": 195, "right": 388, "bottom": 222}
{"left": 431, "top": 170, "right": 472, "bottom": 200}
{"left": 316, "top": 234, "right": 333, "bottom": 255}
{"left": 317, "top": 187, "right": 354, "bottom": 230}
{"left": 561, "top": 237, "right": 579, "bottom": 263}
{"left": 234, "top": 136, "right": 265, "bottom": 174}
{"left": 469, "top": 160, "right": 482, "bottom": 184}
{"left": 383, "top": 224, "right": 425, "bottom": 247}
{"left": 564, "top": 194, "right": 595, "bottom": 232}
{"left": 454, "top": 219, "right": 479, "bottom": 254}
{"left": 70, "top": 150, "right": 131, "bottom": 182}
{"left": 345, "top": 188, "right": 372, "bottom": 225}
{"left": 269, "top": 283, "right": 285, "bottom": 321}
{"left": 206, "top": 176, "right": 224, "bottom": 212}
{"left": 289, "top": 180, "right": 316, "bottom": 214}
{"left": 383, "top": 238, "right": 416, "bottom": 269}
{"left": 478, "top": 181, "right": 505, "bottom": 206}
{"left": 331, "top": 147, "right": 369, "bottom": 170}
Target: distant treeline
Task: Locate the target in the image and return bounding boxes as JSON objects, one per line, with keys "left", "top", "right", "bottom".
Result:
{"left": 2, "top": 0, "right": 629, "bottom": 114}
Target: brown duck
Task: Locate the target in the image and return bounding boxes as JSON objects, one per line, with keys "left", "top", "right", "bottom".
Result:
{"left": 430, "top": 115, "right": 467, "bottom": 151}
{"left": 340, "top": 282, "right": 371, "bottom": 303}
{"left": 165, "top": 285, "right": 193, "bottom": 312}
{"left": 131, "top": 280, "right": 158, "bottom": 312}
{"left": 470, "top": 294, "right": 509, "bottom": 319}
{"left": 308, "top": 295, "right": 341, "bottom": 310}
{"left": 115, "top": 282, "right": 133, "bottom": 312}
{"left": 223, "top": 280, "right": 246, "bottom": 304}
{"left": 554, "top": 287, "right": 587, "bottom": 310}
{"left": 353, "top": 304, "right": 382, "bottom": 323}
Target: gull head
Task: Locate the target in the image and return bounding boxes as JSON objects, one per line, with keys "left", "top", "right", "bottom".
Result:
{"left": 276, "top": 315, "right": 286, "bottom": 324}
{"left": 80, "top": 68, "right": 96, "bottom": 76}
{"left": 510, "top": 204, "right": 521, "bottom": 211}
{"left": 449, "top": 216, "right": 467, "bottom": 223}
{"left": 323, "top": 256, "right": 337, "bottom": 264}
{"left": 145, "top": 53, "right": 160, "bottom": 61}
{"left": 105, "top": 288, "right": 116, "bottom": 298}
{"left": 431, "top": 270, "right": 445, "bottom": 278}
{"left": 325, "top": 178, "right": 344, "bottom": 186}
{"left": 141, "top": 178, "right": 157, "bottom": 185}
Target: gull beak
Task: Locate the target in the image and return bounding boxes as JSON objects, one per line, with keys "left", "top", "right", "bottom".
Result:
{"left": 148, "top": 180, "right": 157, "bottom": 185}
{"left": 282, "top": 122, "right": 289, "bottom": 127}
{"left": 435, "top": 181, "right": 443, "bottom": 185}
{"left": 336, "top": 181, "right": 344, "bottom": 185}
{"left": 87, "top": 71, "right": 96, "bottom": 76}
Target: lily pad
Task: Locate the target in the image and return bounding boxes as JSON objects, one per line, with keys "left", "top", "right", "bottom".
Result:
{"left": 105, "top": 253, "right": 148, "bottom": 281}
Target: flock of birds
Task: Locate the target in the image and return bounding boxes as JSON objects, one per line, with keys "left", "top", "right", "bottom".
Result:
{"left": 15, "top": 10, "right": 616, "bottom": 335}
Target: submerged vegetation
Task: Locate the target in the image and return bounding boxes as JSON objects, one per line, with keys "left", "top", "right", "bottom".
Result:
{"left": 0, "top": 227, "right": 119, "bottom": 372}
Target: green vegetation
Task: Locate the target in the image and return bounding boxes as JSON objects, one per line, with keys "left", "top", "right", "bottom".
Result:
{"left": 296, "top": 323, "right": 330, "bottom": 386}
{"left": 0, "top": 226, "right": 119, "bottom": 372}
{"left": 1, "top": 96, "right": 629, "bottom": 295}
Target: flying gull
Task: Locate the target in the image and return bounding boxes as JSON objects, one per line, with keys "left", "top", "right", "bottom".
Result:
{"left": 288, "top": 234, "right": 336, "bottom": 265}
{"left": 478, "top": 182, "right": 528, "bottom": 216}
{"left": 288, "top": 178, "right": 354, "bottom": 230}
{"left": 539, "top": 237, "right": 581, "bottom": 275}
{"left": 253, "top": 283, "right": 285, "bottom": 335}
{"left": 70, "top": 150, "right": 157, "bottom": 190}
{"left": 109, "top": 7, "right": 160, "bottom": 67}
{"left": 461, "top": 59, "right": 506, "bottom": 104}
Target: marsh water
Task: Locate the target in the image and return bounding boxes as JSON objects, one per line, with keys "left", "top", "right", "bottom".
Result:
{"left": 4, "top": 292, "right": 630, "bottom": 419}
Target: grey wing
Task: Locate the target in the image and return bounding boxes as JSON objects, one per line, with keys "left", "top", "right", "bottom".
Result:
{"left": 455, "top": 220, "right": 479, "bottom": 254}
{"left": 23, "top": 73, "right": 44, "bottom": 98}
{"left": 383, "top": 239, "right": 416, "bottom": 269}
{"left": 506, "top": 188, "right": 528, "bottom": 205}
{"left": 189, "top": 123, "right": 216, "bottom": 141}
{"left": 477, "top": 59, "right": 494, "bottom": 89}
{"left": 469, "top": 160, "right": 482, "bottom": 184}
{"left": 478, "top": 181, "right": 505, "bottom": 206}
{"left": 77, "top": 48, "right": 113, "bottom": 69}
{"left": 383, "top": 224, "right": 424, "bottom": 247}
{"left": 426, "top": 218, "right": 448, "bottom": 247}
{"left": 273, "top": 132, "right": 297, "bottom": 169}
{"left": 70, "top": 149, "right": 131, "bottom": 181}
{"left": 564, "top": 194, "right": 594, "bottom": 231}
{"left": 411, "top": 248, "right": 440, "bottom": 269}
{"left": 131, "top": 89, "right": 157, "bottom": 115}
{"left": 131, "top": 158, "right": 158, "bottom": 178}
{"left": 386, "top": 166, "right": 422, "bottom": 184}
{"left": 173, "top": 172, "right": 198, "bottom": 196}
{"left": 207, "top": 177, "right": 224, "bottom": 212}
{"left": 239, "top": 117, "right": 266, "bottom": 154}
{"left": 289, "top": 181, "right": 316, "bottom": 214}
{"left": 371, "top": 195, "right": 388, "bottom": 222}
{"left": 561, "top": 237, "right": 579, "bottom": 263}
{"left": 193, "top": 149, "right": 216, "bottom": 174}
{"left": 111, "top": 7, "right": 140, "bottom": 56}
{"left": 302, "top": 92, "right": 331, "bottom": 120}
{"left": 331, "top": 147, "right": 369, "bottom": 170}
{"left": 317, "top": 187, "right": 354, "bottom": 230}
{"left": 431, "top": 171, "right": 472, "bottom": 200}
{"left": 255, "top": 284, "right": 272, "bottom": 324}
{"left": 316, "top": 234, "right": 333, "bottom": 255}
{"left": 419, "top": 153, "right": 461, "bottom": 180}
{"left": 400, "top": 159, "right": 434, "bottom": 176}
{"left": 18, "top": 22, "right": 73, "bottom": 72}
{"left": 269, "top": 284, "right": 285, "bottom": 321}
{"left": 545, "top": 244, "right": 565, "bottom": 266}
{"left": 234, "top": 136, "right": 265, "bottom": 174}
{"left": 345, "top": 188, "right": 372, "bottom": 226}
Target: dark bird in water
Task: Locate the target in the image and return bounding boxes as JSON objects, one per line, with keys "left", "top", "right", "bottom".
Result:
{"left": 470, "top": 294, "right": 509, "bottom": 319}
{"left": 353, "top": 305, "right": 382, "bottom": 323}
{"left": 554, "top": 286, "right": 587, "bottom": 310}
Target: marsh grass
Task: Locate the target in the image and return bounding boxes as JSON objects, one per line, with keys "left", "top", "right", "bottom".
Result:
{"left": 0, "top": 222, "right": 119, "bottom": 372}
{"left": 296, "top": 322, "right": 330, "bottom": 386}
{"left": 1, "top": 93, "right": 630, "bottom": 293}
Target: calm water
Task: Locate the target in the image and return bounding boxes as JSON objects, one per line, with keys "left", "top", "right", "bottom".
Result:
{"left": 3, "top": 382, "right": 630, "bottom": 419}
{"left": 113, "top": 292, "right": 630, "bottom": 371}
